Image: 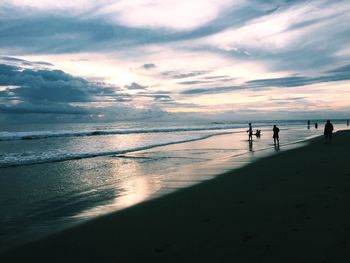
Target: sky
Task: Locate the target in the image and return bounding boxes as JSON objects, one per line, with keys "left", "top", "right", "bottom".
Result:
{"left": 0, "top": 0, "right": 350, "bottom": 122}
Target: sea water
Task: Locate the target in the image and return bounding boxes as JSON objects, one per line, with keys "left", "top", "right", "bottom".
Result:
{"left": 0, "top": 119, "right": 348, "bottom": 251}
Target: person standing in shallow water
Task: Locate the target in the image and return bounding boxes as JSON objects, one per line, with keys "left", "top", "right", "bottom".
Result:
{"left": 247, "top": 123, "right": 253, "bottom": 142}
{"left": 273, "top": 125, "right": 280, "bottom": 145}
{"left": 324, "top": 120, "right": 334, "bottom": 143}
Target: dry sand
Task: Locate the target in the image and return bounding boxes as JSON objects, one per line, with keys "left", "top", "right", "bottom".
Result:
{"left": 2, "top": 130, "right": 350, "bottom": 262}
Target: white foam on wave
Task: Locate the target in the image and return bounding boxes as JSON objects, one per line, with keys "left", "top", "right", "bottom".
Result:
{"left": 0, "top": 132, "right": 233, "bottom": 168}
{"left": 0, "top": 124, "right": 246, "bottom": 141}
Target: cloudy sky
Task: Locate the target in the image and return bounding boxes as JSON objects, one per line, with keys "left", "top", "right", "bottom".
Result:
{"left": 1, "top": 0, "right": 350, "bottom": 122}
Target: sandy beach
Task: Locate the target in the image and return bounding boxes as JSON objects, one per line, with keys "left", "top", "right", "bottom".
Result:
{"left": 2, "top": 130, "right": 350, "bottom": 262}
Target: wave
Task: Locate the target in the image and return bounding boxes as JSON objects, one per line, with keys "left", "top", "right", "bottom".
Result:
{"left": 0, "top": 124, "right": 245, "bottom": 141}
{"left": 0, "top": 132, "right": 232, "bottom": 168}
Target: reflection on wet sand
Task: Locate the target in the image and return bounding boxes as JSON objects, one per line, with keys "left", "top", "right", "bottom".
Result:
{"left": 75, "top": 158, "right": 162, "bottom": 219}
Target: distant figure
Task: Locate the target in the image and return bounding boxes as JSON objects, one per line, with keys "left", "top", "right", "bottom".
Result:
{"left": 315, "top": 122, "right": 318, "bottom": 129}
{"left": 347, "top": 120, "right": 349, "bottom": 126}
{"left": 247, "top": 123, "right": 253, "bottom": 142}
{"left": 273, "top": 125, "right": 280, "bottom": 145}
{"left": 255, "top": 129, "right": 261, "bottom": 138}
{"left": 307, "top": 120, "right": 310, "bottom": 130}
{"left": 324, "top": 120, "right": 334, "bottom": 143}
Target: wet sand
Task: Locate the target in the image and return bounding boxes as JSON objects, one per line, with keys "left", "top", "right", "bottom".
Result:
{"left": 2, "top": 130, "right": 350, "bottom": 262}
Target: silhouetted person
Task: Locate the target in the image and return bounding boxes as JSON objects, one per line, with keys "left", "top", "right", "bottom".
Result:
{"left": 315, "top": 122, "right": 318, "bottom": 129}
{"left": 324, "top": 120, "right": 334, "bottom": 143}
{"left": 347, "top": 120, "right": 349, "bottom": 126}
{"left": 307, "top": 120, "right": 310, "bottom": 130}
{"left": 255, "top": 129, "right": 261, "bottom": 138}
{"left": 273, "top": 125, "right": 280, "bottom": 145}
{"left": 247, "top": 123, "right": 253, "bottom": 142}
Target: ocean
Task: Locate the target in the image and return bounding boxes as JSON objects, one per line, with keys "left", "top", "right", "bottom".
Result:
{"left": 0, "top": 119, "right": 348, "bottom": 251}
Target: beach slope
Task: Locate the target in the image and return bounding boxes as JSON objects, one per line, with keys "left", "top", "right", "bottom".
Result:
{"left": 2, "top": 130, "right": 350, "bottom": 262}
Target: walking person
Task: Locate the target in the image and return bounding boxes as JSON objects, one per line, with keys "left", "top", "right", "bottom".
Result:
{"left": 273, "top": 125, "right": 280, "bottom": 145}
{"left": 324, "top": 120, "right": 334, "bottom": 143}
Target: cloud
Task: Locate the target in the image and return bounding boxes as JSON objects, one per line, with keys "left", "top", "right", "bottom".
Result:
{"left": 97, "top": 0, "right": 243, "bottom": 30}
{"left": 204, "top": 0, "right": 347, "bottom": 51}
{"left": 181, "top": 85, "right": 241, "bottom": 95}
{"left": 269, "top": 96, "right": 306, "bottom": 102}
{"left": 327, "top": 64, "right": 350, "bottom": 74}
{"left": 177, "top": 77, "right": 235, "bottom": 85}
{"left": 124, "top": 82, "right": 147, "bottom": 90}
{"left": 0, "top": 16, "right": 166, "bottom": 53}
{"left": 247, "top": 76, "right": 311, "bottom": 88}
{"left": 178, "top": 63, "right": 350, "bottom": 97}
{"left": 200, "top": 0, "right": 350, "bottom": 72}
{"left": 152, "top": 95, "right": 172, "bottom": 102}
{"left": 162, "top": 70, "right": 209, "bottom": 79}
{"left": 0, "top": 61, "right": 180, "bottom": 122}
{"left": 1, "top": 1, "right": 350, "bottom": 119}
{"left": 0, "top": 64, "right": 91, "bottom": 103}
{"left": 131, "top": 92, "right": 173, "bottom": 103}
{"left": 0, "top": 56, "right": 53, "bottom": 66}
{"left": 0, "top": 102, "right": 88, "bottom": 115}
{"left": 177, "top": 80, "right": 213, "bottom": 85}
{"left": 0, "top": 63, "right": 125, "bottom": 116}
{"left": 142, "top": 63, "right": 156, "bottom": 70}
{"left": 94, "top": 105, "right": 170, "bottom": 121}
{"left": 247, "top": 64, "right": 350, "bottom": 88}
{"left": 0, "top": 0, "right": 278, "bottom": 54}
{"left": 202, "top": 75, "right": 231, "bottom": 80}
{"left": 2, "top": 0, "right": 245, "bottom": 30}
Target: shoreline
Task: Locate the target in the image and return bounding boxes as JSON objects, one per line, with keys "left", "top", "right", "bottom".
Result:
{"left": 0, "top": 127, "right": 318, "bottom": 253}
{"left": 2, "top": 129, "right": 350, "bottom": 262}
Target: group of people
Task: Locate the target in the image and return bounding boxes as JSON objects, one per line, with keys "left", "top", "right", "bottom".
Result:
{"left": 247, "top": 122, "right": 280, "bottom": 145}
{"left": 247, "top": 120, "right": 335, "bottom": 145}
